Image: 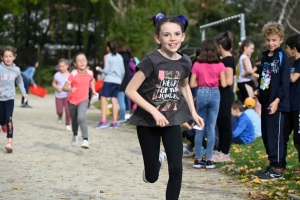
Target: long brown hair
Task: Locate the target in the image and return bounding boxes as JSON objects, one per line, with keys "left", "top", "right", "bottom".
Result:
{"left": 197, "top": 38, "right": 220, "bottom": 63}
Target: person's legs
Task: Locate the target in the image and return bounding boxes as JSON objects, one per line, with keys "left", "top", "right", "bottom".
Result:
{"left": 237, "top": 82, "right": 248, "bottom": 103}
{"left": 283, "top": 112, "right": 293, "bottom": 169}
{"left": 261, "top": 102, "right": 269, "bottom": 156}
{"left": 292, "top": 111, "right": 300, "bottom": 163}
{"left": 55, "top": 97, "right": 64, "bottom": 119}
{"left": 100, "top": 96, "right": 107, "bottom": 121}
{"left": 68, "top": 102, "right": 79, "bottom": 135}
{"left": 21, "top": 74, "right": 29, "bottom": 105}
{"left": 76, "top": 99, "right": 89, "bottom": 139}
{"left": 111, "top": 97, "right": 118, "bottom": 123}
{"left": 63, "top": 97, "right": 71, "bottom": 126}
{"left": 137, "top": 126, "right": 161, "bottom": 183}
{"left": 117, "top": 92, "right": 126, "bottom": 120}
{"left": 205, "top": 89, "right": 220, "bottom": 160}
{"left": 161, "top": 125, "right": 183, "bottom": 200}
{"left": 0, "top": 101, "right": 5, "bottom": 127}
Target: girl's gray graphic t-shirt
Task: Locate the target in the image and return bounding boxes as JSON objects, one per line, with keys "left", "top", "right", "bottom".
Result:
{"left": 129, "top": 50, "right": 193, "bottom": 127}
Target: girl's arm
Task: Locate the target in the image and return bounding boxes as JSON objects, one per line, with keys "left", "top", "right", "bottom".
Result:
{"left": 219, "top": 71, "right": 227, "bottom": 88}
{"left": 125, "top": 70, "right": 169, "bottom": 127}
{"left": 242, "top": 57, "right": 252, "bottom": 76}
{"left": 189, "top": 74, "right": 198, "bottom": 88}
{"left": 28, "top": 67, "right": 36, "bottom": 86}
{"left": 99, "top": 56, "right": 111, "bottom": 74}
{"left": 90, "top": 79, "right": 97, "bottom": 95}
{"left": 180, "top": 77, "right": 204, "bottom": 128}
{"left": 16, "top": 72, "right": 27, "bottom": 98}
{"left": 62, "top": 81, "right": 76, "bottom": 93}
{"left": 52, "top": 79, "right": 62, "bottom": 92}
{"left": 291, "top": 72, "right": 300, "bottom": 82}
{"left": 182, "top": 122, "right": 192, "bottom": 130}
{"left": 224, "top": 67, "right": 233, "bottom": 86}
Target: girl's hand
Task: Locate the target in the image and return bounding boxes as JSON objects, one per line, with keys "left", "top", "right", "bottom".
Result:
{"left": 56, "top": 87, "right": 62, "bottom": 92}
{"left": 192, "top": 112, "right": 205, "bottom": 129}
{"left": 33, "top": 84, "right": 37, "bottom": 89}
{"left": 70, "top": 87, "right": 77, "bottom": 93}
{"left": 152, "top": 110, "right": 169, "bottom": 127}
{"left": 96, "top": 66, "right": 101, "bottom": 71}
{"left": 22, "top": 94, "right": 28, "bottom": 99}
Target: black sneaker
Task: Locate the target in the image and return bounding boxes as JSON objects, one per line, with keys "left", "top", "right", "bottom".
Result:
{"left": 193, "top": 158, "right": 206, "bottom": 168}
{"left": 256, "top": 167, "right": 283, "bottom": 181}
{"left": 254, "top": 166, "right": 271, "bottom": 176}
{"left": 206, "top": 160, "right": 216, "bottom": 169}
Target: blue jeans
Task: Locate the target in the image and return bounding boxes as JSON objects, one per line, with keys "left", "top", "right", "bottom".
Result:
{"left": 117, "top": 91, "right": 126, "bottom": 120}
{"left": 195, "top": 87, "right": 220, "bottom": 160}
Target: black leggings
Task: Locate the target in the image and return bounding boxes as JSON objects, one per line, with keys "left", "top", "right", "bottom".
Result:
{"left": 0, "top": 100, "right": 14, "bottom": 138}
{"left": 237, "top": 80, "right": 256, "bottom": 103}
{"left": 137, "top": 125, "right": 182, "bottom": 200}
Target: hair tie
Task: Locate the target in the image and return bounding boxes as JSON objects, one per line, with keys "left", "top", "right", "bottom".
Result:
{"left": 177, "top": 15, "right": 186, "bottom": 25}
{"left": 155, "top": 13, "right": 164, "bottom": 23}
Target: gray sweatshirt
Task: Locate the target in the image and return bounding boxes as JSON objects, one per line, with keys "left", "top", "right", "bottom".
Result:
{"left": 99, "top": 53, "right": 125, "bottom": 84}
{"left": 0, "top": 62, "right": 26, "bottom": 101}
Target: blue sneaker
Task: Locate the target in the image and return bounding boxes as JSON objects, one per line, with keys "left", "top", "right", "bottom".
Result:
{"left": 109, "top": 123, "right": 118, "bottom": 129}
{"left": 117, "top": 119, "right": 127, "bottom": 124}
{"left": 94, "top": 122, "right": 109, "bottom": 129}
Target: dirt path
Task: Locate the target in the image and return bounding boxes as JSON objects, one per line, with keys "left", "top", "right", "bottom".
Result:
{"left": 0, "top": 94, "right": 249, "bottom": 200}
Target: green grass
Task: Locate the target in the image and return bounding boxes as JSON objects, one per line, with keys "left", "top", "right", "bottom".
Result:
{"left": 224, "top": 137, "right": 300, "bottom": 199}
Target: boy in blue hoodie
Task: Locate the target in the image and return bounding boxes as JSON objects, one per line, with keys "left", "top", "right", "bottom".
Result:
{"left": 231, "top": 100, "right": 254, "bottom": 145}
{"left": 253, "top": 22, "right": 290, "bottom": 180}
{"left": 283, "top": 34, "right": 300, "bottom": 173}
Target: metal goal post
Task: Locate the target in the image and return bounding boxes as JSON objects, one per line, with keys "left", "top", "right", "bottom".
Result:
{"left": 199, "top": 13, "right": 246, "bottom": 43}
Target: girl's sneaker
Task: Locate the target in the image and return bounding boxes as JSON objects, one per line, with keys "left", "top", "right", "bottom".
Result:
{"left": 81, "top": 140, "right": 89, "bottom": 149}
{"left": 94, "top": 122, "right": 109, "bottom": 129}
{"left": 214, "top": 152, "right": 231, "bottom": 162}
{"left": 66, "top": 125, "right": 71, "bottom": 131}
{"left": 58, "top": 117, "right": 62, "bottom": 123}
{"left": 206, "top": 160, "right": 216, "bottom": 169}
{"left": 109, "top": 123, "right": 118, "bottom": 129}
{"left": 183, "top": 147, "right": 194, "bottom": 157}
{"left": 193, "top": 158, "right": 206, "bottom": 168}
{"left": 5, "top": 142, "right": 13, "bottom": 153}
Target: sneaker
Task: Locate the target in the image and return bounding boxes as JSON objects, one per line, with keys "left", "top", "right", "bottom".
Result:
{"left": 58, "top": 117, "right": 62, "bottom": 123}
{"left": 256, "top": 167, "right": 283, "bottom": 181}
{"left": 117, "top": 119, "right": 127, "bottom": 124}
{"left": 142, "top": 169, "right": 148, "bottom": 183}
{"left": 254, "top": 166, "right": 271, "bottom": 176}
{"left": 71, "top": 132, "right": 80, "bottom": 147}
{"left": 109, "top": 123, "right": 118, "bottom": 129}
{"left": 159, "top": 151, "right": 167, "bottom": 164}
{"left": 125, "top": 113, "right": 131, "bottom": 120}
{"left": 94, "top": 122, "right": 109, "bottom": 129}
{"left": 5, "top": 142, "right": 13, "bottom": 153}
{"left": 183, "top": 147, "right": 194, "bottom": 157}
{"left": 1, "top": 125, "right": 7, "bottom": 134}
{"left": 206, "top": 160, "right": 216, "bottom": 169}
{"left": 193, "top": 158, "right": 206, "bottom": 169}
{"left": 66, "top": 125, "right": 71, "bottom": 131}
{"left": 81, "top": 140, "right": 89, "bottom": 149}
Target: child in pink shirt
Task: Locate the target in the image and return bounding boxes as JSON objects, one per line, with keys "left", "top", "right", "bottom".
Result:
{"left": 63, "top": 53, "right": 97, "bottom": 149}
{"left": 189, "top": 38, "right": 227, "bottom": 169}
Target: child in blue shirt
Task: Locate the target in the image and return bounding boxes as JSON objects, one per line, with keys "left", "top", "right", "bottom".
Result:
{"left": 283, "top": 34, "right": 300, "bottom": 173}
{"left": 231, "top": 100, "right": 254, "bottom": 145}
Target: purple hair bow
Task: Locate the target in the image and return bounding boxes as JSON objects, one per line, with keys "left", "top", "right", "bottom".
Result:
{"left": 177, "top": 15, "right": 186, "bottom": 25}
{"left": 155, "top": 13, "right": 164, "bottom": 23}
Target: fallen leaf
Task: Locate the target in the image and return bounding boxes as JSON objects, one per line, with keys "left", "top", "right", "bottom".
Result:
{"left": 12, "top": 188, "right": 22, "bottom": 190}
{"left": 107, "top": 193, "right": 115, "bottom": 197}
{"left": 252, "top": 177, "right": 262, "bottom": 184}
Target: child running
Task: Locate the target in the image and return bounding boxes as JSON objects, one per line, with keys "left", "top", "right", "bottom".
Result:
{"left": 189, "top": 38, "right": 227, "bottom": 169}
{"left": 125, "top": 13, "right": 204, "bottom": 200}
{"left": 0, "top": 46, "right": 28, "bottom": 153}
{"left": 52, "top": 58, "right": 71, "bottom": 131}
{"left": 62, "top": 53, "right": 97, "bottom": 149}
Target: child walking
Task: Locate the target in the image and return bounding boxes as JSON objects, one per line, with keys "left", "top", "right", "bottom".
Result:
{"left": 189, "top": 38, "right": 227, "bottom": 169}
{"left": 52, "top": 58, "right": 71, "bottom": 131}
{"left": 62, "top": 53, "right": 97, "bottom": 149}
{"left": 253, "top": 22, "right": 290, "bottom": 180}
{"left": 213, "top": 31, "right": 236, "bottom": 162}
{"left": 283, "top": 34, "right": 300, "bottom": 173}
{"left": 0, "top": 46, "right": 28, "bottom": 153}
{"left": 125, "top": 13, "right": 204, "bottom": 200}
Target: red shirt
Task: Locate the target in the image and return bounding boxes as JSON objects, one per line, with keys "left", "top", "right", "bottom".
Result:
{"left": 191, "top": 62, "right": 226, "bottom": 87}
{"left": 67, "top": 70, "right": 93, "bottom": 105}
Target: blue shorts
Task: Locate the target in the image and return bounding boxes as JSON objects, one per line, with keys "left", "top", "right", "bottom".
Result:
{"left": 100, "top": 82, "right": 120, "bottom": 98}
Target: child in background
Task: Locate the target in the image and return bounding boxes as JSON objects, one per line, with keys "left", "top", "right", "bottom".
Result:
{"left": 231, "top": 100, "right": 254, "bottom": 145}
{"left": 125, "top": 13, "right": 204, "bottom": 200}
{"left": 52, "top": 58, "right": 71, "bottom": 131}
{"left": 63, "top": 53, "right": 97, "bottom": 149}
{"left": 283, "top": 34, "right": 300, "bottom": 173}
{"left": 94, "top": 40, "right": 125, "bottom": 129}
{"left": 243, "top": 97, "right": 261, "bottom": 138}
{"left": 253, "top": 21, "right": 290, "bottom": 180}
{"left": 0, "top": 46, "right": 28, "bottom": 153}
{"left": 190, "top": 38, "right": 227, "bottom": 169}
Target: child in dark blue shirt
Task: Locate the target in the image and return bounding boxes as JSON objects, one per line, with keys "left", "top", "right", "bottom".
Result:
{"left": 231, "top": 100, "right": 254, "bottom": 145}
{"left": 253, "top": 22, "right": 290, "bottom": 180}
{"left": 283, "top": 34, "right": 300, "bottom": 173}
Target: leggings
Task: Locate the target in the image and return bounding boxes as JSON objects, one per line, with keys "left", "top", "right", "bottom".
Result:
{"left": 237, "top": 80, "right": 256, "bottom": 103}
{"left": 55, "top": 97, "right": 70, "bottom": 125}
{"left": 68, "top": 99, "right": 89, "bottom": 138}
{"left": 0, "top": 100, "right": 14, "bottom": 138}
{"left": 21, "top": 74, "right": 29, "bottom": 105}
{"left": 137, "top": 125, "right": 182, "bottom": 200}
